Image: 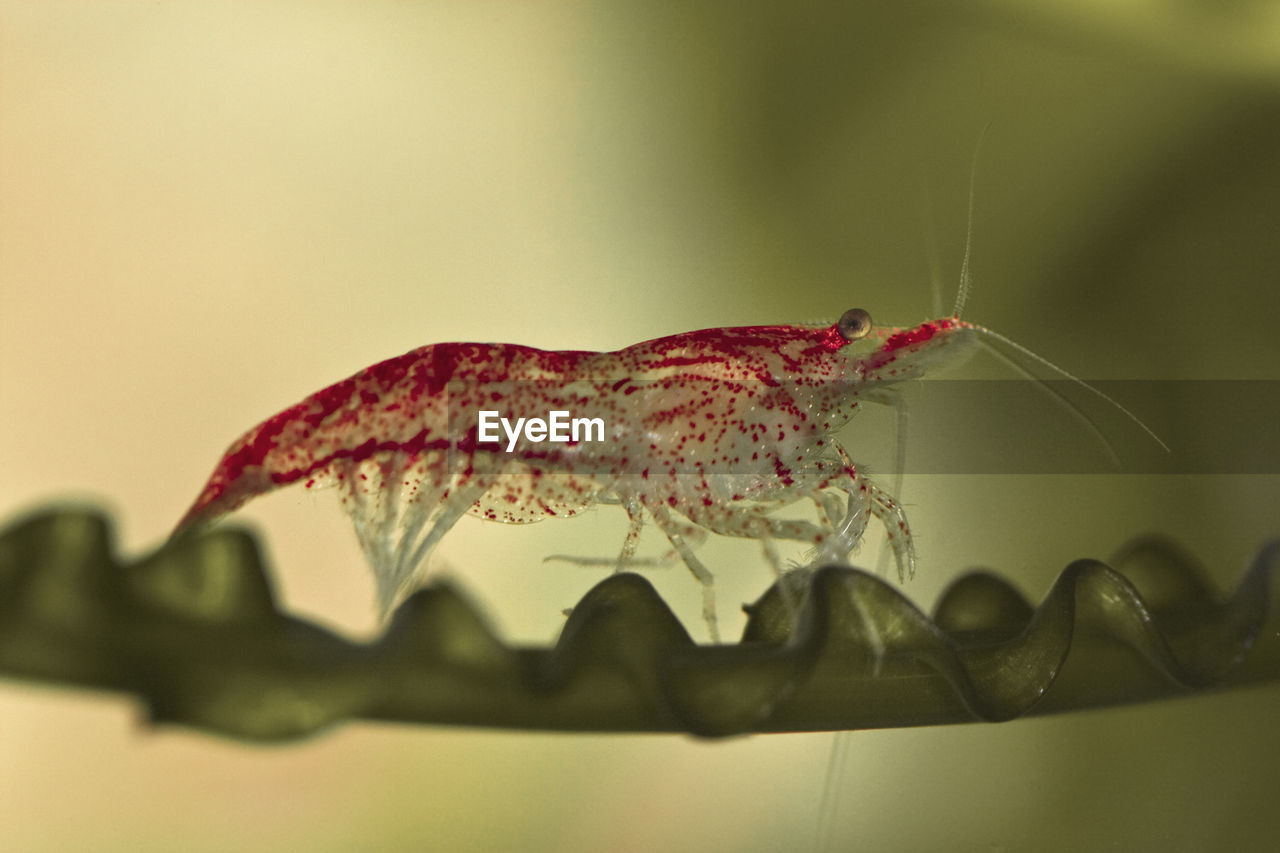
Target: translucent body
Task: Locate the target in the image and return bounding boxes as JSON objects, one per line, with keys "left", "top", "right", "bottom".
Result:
{"left": 174, "top": 311, "right": 979, "bottom": 640}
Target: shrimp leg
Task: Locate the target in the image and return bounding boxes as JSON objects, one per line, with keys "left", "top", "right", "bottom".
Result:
{"left": 347, "top": 457, "right": 491, "bottom": 612}
{"left": 616, "top": 493, "right": 644, "bottom": 572}
{"left": 542, "top": 495, "right": 707, "bottom": 569}
{"left": 644, "top": 499, "right": 721, "bottom": 643}
{"left": 829, "top": 444, "right": 915, "bottom": 581}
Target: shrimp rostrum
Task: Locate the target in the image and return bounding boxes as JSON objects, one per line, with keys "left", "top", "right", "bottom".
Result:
{"left": 174, "top": 308, "right": 982, "bottom": 641}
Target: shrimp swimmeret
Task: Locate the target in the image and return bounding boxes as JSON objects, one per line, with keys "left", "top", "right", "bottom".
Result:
{"left": 175, "top": 301, "right": 1151, "bottom": 642}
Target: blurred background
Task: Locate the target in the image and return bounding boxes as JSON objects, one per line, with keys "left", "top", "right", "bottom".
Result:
{"left": 2, "top": 1, "right": 1278, "bottom": 850}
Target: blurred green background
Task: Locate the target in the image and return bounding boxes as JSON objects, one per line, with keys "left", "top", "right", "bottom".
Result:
{"left": 2, "top": 1, "right": 1278, "bottom": 850}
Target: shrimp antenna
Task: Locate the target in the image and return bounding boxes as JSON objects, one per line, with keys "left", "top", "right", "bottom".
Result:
{"left": 969, "top": 322, "right": 1172, "bottom": 456}
{"left": 945, "top": 128, "right": 1165, "bottom": 458}
{"left": 917, "top": 174, "right": 945, "bottom": 319}
{"left": 952, "top": 124, "right": 990, "bottom": 320}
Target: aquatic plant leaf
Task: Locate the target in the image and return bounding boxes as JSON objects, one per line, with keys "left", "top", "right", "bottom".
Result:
{"left": 0, "top": 507, "right": 1275, "bottom": 741}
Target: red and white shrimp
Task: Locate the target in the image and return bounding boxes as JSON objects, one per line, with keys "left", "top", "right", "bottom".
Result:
{"left": 173, "top": 305, "right": 999, "bottom": 641}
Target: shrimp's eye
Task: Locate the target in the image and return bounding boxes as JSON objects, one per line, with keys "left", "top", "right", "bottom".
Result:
{"left": 837, "top": 308, "right": 872, "bottom": 342}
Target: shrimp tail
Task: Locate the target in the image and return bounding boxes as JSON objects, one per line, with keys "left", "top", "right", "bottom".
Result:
{"left": 170, "top": 343, "right": 454, "bottom": 541}
{"left": 171, "top": 424, "right": 291, "bottom": 538}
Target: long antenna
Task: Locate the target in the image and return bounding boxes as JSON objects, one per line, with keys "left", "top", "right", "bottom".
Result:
{"left": 952, "top": 124, "right": 989, "bottom": 320}
{"left": 948, "top": 126, "right": 1166, "bottom": 457}
{"left": 953, "top": 169, "right": 976, "bottom": 319}
{"left": 917, "top": 175, "right": 945, "bottom": 319}
{"left": 970, "top": 322, "right": 1172, "bottom": 455}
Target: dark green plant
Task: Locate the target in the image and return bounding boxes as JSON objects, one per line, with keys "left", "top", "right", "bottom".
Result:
{"left": 0, "top": 506, "right": 1275, "bottom": 741}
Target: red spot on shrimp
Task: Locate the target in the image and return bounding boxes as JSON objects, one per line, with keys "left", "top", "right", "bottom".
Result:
{"left": 884, "top": 322, "right": 940, "bottom": 352}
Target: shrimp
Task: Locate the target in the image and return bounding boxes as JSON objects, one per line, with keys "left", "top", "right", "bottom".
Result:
{"left": 173, "top": 306, "right": 999, "bottom": 643}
